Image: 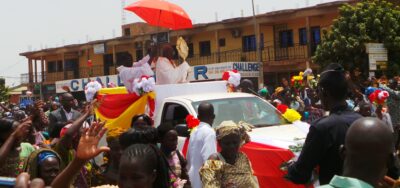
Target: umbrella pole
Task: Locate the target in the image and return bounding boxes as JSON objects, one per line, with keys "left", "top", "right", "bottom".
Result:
{"left": 156, "top": 10, "right": 162, "bottom": 58}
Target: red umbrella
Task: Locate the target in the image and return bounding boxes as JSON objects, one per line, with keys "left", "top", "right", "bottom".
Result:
{"left": 125, "top": 0, "right": 193, "bottom": 30}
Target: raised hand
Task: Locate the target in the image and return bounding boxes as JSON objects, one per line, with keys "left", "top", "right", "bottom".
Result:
{"left": 15, "top": 173, "right": 45, "bottom": 188}
{"left": 84, "top": 99, "right": 97, "bottom": 115}
{"left": 12, "top": 119, "right": 32, "bottom": 143}
{"left": 76, "top": 121, "right": 109, "bottom": 161}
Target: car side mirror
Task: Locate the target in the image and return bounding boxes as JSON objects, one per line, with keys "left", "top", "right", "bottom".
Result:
{"left": 175, "top": 124, "right": 190, "bottom": 137}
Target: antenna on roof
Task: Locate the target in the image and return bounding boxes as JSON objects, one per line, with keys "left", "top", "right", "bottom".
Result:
{"left": 215, "top": 12, "right": 218, "bottom": 22}
{"left": 241, "top": 9, "right": 244, "bottom": 17}
{"left": 121, "top": 0, "right": 127, "bottom": 25}
{"left": 256, "top": 5, "right": 260, "bottom": 15}
{"left": 112, "top": 29, "right": 116, "bottom": 37}
{"left": 86, "top": 35, "right": 89, "bottom": 42}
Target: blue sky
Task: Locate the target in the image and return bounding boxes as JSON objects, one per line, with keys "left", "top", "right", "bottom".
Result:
{"left": 0, "top": 0, "right": 337, "bottom": 86}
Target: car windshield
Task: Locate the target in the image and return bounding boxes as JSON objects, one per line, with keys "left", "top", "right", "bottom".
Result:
{"left": 192, "top": 97, "right": 283, "bottom": 128}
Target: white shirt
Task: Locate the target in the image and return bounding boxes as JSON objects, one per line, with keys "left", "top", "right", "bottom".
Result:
{"left": 187, "top": 122, "right": 217, "bottom": 188}
{"left": 62, "top": 108, "right": 73, "bottom": 121}
{"left": 155, "top": 57, "right": 190, "bottom": 85}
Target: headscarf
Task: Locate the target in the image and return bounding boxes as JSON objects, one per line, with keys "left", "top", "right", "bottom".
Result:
{"left": 38, "top": 151, "right": 57, "bottom": 165}
{"left": 215, "top": 121, "right": 253, "bottom": 145}
{"left": 24, "top": 149, "right": 63, "bottom": 180}
{"left": 275, "top": 87, "right": 284, "bottom": 94}
{"left": 106, "top": 127, "right": 126, "bottom": 143}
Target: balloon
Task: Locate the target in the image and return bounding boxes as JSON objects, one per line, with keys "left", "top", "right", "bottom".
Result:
{"left": 304, "top": 111, "right": 310, "bottom": 120}
{"left": 365, "top": 87, "right": 378, "bottom": 96}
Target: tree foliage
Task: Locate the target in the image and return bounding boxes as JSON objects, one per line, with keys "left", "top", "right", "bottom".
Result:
{"left": 0, "top": 85, "right": 10, "bottom": 102}
{"left": 313, "top": 0, "right": 400, "bottom": 76}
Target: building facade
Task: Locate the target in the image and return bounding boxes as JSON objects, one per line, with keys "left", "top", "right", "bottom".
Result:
{"left": 20, "top": 1, "right": 350, "bottom": 99}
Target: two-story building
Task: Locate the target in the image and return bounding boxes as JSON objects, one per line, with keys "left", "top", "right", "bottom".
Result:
{"left": 20, "top": 0, "right": 351, "bottom": 100}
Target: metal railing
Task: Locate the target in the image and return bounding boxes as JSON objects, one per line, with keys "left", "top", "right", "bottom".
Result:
{"left": 185, "top": 44, "right": 308, "bottom": 66}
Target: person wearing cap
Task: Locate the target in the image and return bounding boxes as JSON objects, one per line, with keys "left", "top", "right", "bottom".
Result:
{"left": 200, "top": 121, "right": 258, "bottom": 188}
{"left": 286, "top": 63, "right": 362, "bottom": 185}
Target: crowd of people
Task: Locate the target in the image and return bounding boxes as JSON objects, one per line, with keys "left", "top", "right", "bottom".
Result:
{"left": 0, "top": 62, "right": 399, "bottom": 188}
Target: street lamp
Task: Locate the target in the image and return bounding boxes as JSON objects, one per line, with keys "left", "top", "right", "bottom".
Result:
{"left": 251, "top": 0, "right": 264, "bottom": 89}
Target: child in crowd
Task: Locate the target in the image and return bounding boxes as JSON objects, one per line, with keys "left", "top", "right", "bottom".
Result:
{"left": 158, "top": 123, "right": 190, "bottom": 188}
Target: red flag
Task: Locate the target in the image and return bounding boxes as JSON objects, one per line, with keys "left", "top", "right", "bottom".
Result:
{"left": 87, "top": 59, "right": 93, "bottom": 67}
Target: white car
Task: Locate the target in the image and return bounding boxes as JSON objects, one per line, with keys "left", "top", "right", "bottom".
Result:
{"left": 154, "top": 90, "right": 309, "bottom": 188}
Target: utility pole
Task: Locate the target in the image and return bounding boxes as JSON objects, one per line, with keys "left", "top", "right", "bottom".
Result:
{"left": 252, "top": 0, "right": 264, "bottom": 88}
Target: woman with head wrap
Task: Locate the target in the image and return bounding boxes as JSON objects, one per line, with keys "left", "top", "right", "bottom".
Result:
{"left": 24, "top": 148, "right": 62, "bottom": 186}
{"left": 200, "top": 121, "right": 259, "bottom": 188}
{"left": 0, "top": 118, "right": 35, "bottom": 177}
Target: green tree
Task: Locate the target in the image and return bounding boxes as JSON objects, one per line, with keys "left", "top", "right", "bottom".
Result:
{"left": 0, "top": 85, "right": 10, "bottom": 102}
{"left": 313, "top": 0, "right": 400, "bottom": 76}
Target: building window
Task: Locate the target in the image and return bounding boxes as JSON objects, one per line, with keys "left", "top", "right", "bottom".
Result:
{"left": 103, "top": 54, "right": 114, "bottom": 75}
{"left": 47, "top": 61, "right": 57, "bottom": 73}
{"left": 124, "top": 28, "right": 131, "bottom": 37}
{"left": 311, "top": 27, "right": 321, "bottom": 44}
{"left": 188, "top": 43, "right": 194, "bottom": 58}
{"left": 242, "top": 35, "right": 256, "bottom": 52}
{"left": 173, "top": 43, "right": 193, "bottom": 59}
{"left": 279, "top": 30, "right": 294, "bottom": 48}
{"left": 199, "top": 41, "right": 211, "bottom": 57}
{"left": 65, "top": 59, "right": 79, "bottom": 78}
{"left": 219, "top": 38, "right": 226, "bottom": 47}
{"left": 57, "top": 61, "right": 63, "bottom": 72}
{"left": 116, "top": 52, "right": 133, "bottom": 67}
{"left": 299, "top": 28, "right": 307, "bottom": 45}
{"left": 260, "top": 33, "right": 264, "bottom": 49}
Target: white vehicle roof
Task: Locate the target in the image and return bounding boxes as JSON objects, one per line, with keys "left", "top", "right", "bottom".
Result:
{"left": 165, "top": 92, "right": 257, "bottom": 103}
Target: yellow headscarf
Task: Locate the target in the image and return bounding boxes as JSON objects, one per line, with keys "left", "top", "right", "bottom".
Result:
{"left": 215, "top": 121, "right": 253, "bottom": 145}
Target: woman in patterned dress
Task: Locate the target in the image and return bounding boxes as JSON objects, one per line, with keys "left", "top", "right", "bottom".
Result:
{"left": 200, "top": 121, "right": 259, "bottom": 188}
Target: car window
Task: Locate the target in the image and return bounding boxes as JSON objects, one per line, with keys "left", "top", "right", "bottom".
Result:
{"left": 192, "top": 97, "right": 283, "bottom": 128}
{"left": 161, "top": 103, "right": 189, "bottom": 127}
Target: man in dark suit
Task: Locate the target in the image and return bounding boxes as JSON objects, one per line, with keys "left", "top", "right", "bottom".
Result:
{"left": 48, "top": 92, "right": 81, "bottom": 138}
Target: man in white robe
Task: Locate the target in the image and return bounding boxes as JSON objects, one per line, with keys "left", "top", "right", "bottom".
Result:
{"left": 155, "top": 57, "right": 190, "bottom": 85}
{"left": 187, "top": 102, "right": 217, "bottom": 188}
{"left": 154, "top": 45, "right": 191, "bottom": 85}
